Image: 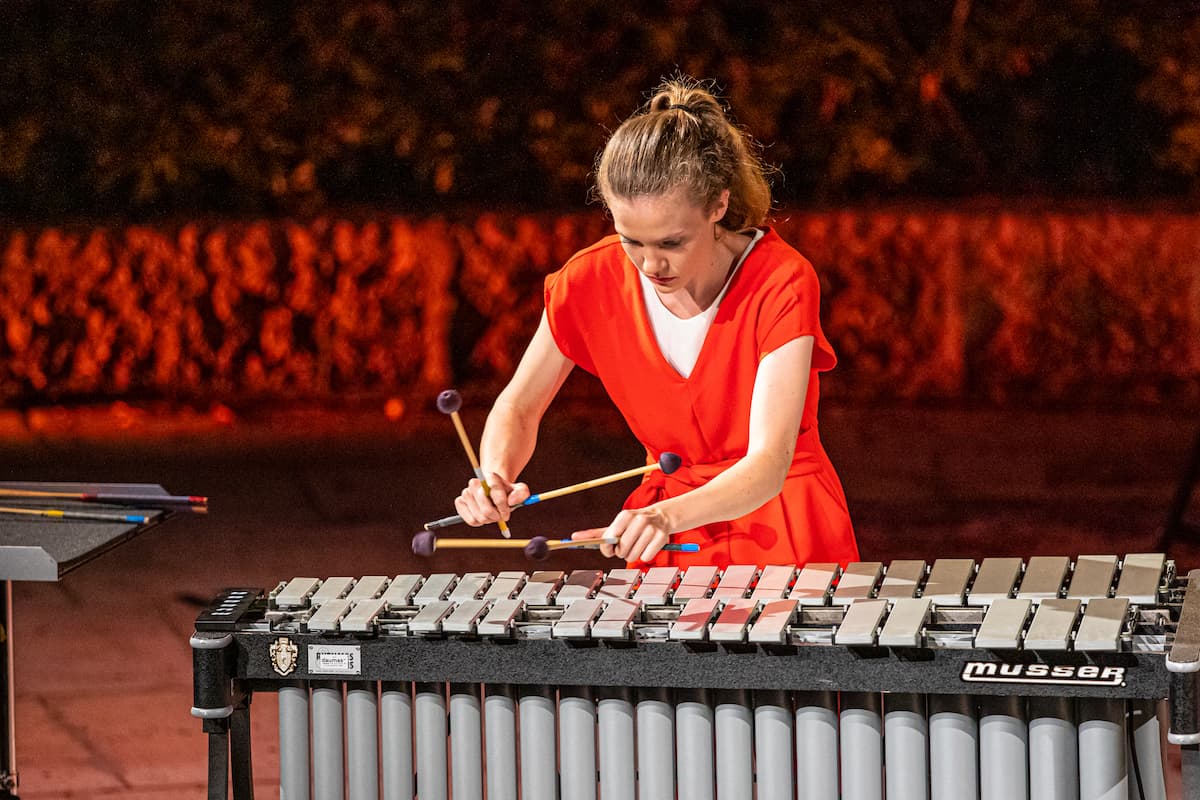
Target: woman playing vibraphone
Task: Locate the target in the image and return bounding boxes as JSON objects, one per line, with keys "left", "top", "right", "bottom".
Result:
{"left": 454, "top": 75, "right": 859, "bottom": 570}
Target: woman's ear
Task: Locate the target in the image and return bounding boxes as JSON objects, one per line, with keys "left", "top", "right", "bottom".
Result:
{"left": 708, "top": 189, "right": 731, "bottom": 223}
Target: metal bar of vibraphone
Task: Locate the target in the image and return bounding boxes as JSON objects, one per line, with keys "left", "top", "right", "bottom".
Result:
{"left": 637, "top": 687, "right": 675, "bottom": 800}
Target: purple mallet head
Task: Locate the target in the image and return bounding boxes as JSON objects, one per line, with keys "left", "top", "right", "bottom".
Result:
{"left": 658, "top": 451, "right": 682, "bottom": 474}
{"left": 411, "top": 531, "right": 437, "bottom": 557}
{"left": 436, "top": 389, "right": 462, "bottom": 415}
{"left": 523, "top": 536, "right": 551, "bottom": 560}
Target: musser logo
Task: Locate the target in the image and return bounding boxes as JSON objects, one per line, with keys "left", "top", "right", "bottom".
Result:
{"left": 961, "top": 661, "right": 1126, "bottom": 687}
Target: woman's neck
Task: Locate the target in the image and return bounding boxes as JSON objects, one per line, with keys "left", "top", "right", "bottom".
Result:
{"left": 658, "top": 230, "right": 753, "bottom": 318}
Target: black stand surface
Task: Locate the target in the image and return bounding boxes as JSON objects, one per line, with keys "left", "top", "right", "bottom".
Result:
{"left": 0, "top": 482, "right": 171, "bottom": 799}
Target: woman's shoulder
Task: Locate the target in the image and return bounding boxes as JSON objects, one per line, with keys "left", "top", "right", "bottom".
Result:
{"left": 563, "top": 234, "right": 626, "bottom": 270}
{"left": 741, "top": 228, "right": 819, "bottom": 288}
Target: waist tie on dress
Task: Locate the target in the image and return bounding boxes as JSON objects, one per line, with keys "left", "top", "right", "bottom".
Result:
{"left": 627, "top": 426, "right": 826, "bottom": 509}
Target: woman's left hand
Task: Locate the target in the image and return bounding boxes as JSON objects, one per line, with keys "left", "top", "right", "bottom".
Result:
{"left": 572, "top": 506, "right": 676, "bottom": 562}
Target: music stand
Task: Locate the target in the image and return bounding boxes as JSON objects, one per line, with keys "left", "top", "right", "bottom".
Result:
{"left": 0, "top": 482, "right": 172, "bottom": 800}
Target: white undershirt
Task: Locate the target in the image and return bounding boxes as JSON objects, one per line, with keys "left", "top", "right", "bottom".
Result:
{"left": 639, "top": 228, "right": 765, "bottom": 378}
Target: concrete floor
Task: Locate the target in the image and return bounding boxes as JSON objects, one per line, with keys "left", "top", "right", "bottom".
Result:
{"left": 2, "top": 402, "right": 1197, "bottom": 798}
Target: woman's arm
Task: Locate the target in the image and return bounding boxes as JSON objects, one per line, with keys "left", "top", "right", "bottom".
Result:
{"left": 589, "top": 335, "right": 814, "bottom": 562}
{"left": 454, "top": 311, "right": 575, "bottom": 525}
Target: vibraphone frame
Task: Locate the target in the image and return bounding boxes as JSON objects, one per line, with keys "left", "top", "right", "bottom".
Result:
{"left": 193, "top": 563, "right": 1200, "bottom": 800}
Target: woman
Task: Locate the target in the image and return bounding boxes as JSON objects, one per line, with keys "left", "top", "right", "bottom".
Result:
{"left": 454, "top": 77, "right": 858, "bottom": 569}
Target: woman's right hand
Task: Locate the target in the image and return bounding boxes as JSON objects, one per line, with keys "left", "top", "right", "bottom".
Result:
{"left": 453, "top": 474, "right": 531, "bottom": 527}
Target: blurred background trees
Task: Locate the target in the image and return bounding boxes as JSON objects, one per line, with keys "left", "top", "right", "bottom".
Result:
{"left": 2, "top": 0, "right": 1198, "bottom": 222}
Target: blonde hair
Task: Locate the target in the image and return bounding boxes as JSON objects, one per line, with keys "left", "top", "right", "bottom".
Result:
{"left": 595, "top": 76, "right": 772, "bottom": 231}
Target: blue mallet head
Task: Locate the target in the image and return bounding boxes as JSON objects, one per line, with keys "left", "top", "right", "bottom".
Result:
{"left": 658, "top": 451, "right": 682, "bottom": 474}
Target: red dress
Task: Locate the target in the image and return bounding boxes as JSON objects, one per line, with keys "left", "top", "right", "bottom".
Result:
{"left": 544, "top": 228, "right": 859, "bottom": 569}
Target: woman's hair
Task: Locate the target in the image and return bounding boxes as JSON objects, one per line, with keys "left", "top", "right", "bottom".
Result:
{"left": 594, "top": 76, "right": 773, "bottom": 231}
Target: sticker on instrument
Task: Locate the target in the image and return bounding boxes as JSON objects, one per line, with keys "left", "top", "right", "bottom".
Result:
{"left": 269, "top": 636, "right": 298, "bottom": 676}
{"left": 308, "top": 644, "right": 361, "bottom": 676}
{"left": 961, "top": 661, "right": 1125, "bottom": 687}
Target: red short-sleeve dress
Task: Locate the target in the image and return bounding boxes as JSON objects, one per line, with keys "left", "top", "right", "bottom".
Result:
{"left": 544, "top": 229, "right": 859, "bottom": 570}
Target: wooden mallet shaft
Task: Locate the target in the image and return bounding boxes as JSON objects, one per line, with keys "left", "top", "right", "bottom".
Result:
{"left": 438, "top": 389, "right": 510, "bottom": 538}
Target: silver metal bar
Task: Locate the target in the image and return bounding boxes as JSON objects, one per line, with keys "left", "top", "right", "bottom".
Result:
{"left": 476, "top": 598, "right": 523, "bottom": 637}
{"left": 557, "top": 569, "right": 604, "bottom": 605}
{"left": 598, "top": 568, "right": 642, "bottom": 599}
{"left": 709, "top": 598, "right": 757, "bottom": 643}
{"left": 835, "top": 599, "right": 887, "bottom": 646}
{"left": 1114, "top": 553, "right": 1165, "bottom": 605}
{"left": 831, "top": 562, "right": 883, "bottom": 606}
{"left": 747, "top": 598, "right": 798, "bottom": 644}
{"left": 552, "top": 597, "right": 603, "bottom": 639}
{"left": 340, "top": 597, "right": 387, "bottom": 633}
{"left": 751, "top": 565, "right": 797, "bottom": 599}
{"left": 877, "top": 559, "right": 928, "bottom": 599}
{"left": 380, "top": 574, "right": 423, "bottom": 607}
{"left": 879, "top": 597, "right": 931, "bottom": 648}
{"left": 275, "top": 577, "right": 320, "bottom": 609}
{"left": 312, "top": 577, "right": 355, "bottom": 605}
{"left": 967, "top": 557, "right": 1023, "bottom": 606}
{"left": 1024, "top": 598, "right": 1081, "bottom": 651}
{"left": 673, "top": 565, "right": 719, "bottom": 602}
{"left": 632, "top": 566, "right": 679, "bottom": 604}
{"left": 592, "top": 597, "right": 641, "bottom": 640}
{"left": 517, "top": 570, "right": 564, "bottom": 605}
{"left": 346, "top": 575, "right": 389, "bottom": 600}
{"left": 789, "top": 562, "right": 840, "bottom": 603}
{"left": 1067, "top": 555, "right": 1118, "bottom": 601}
{"left": 975, "top": 598, "right": 1033, "bottom": 650}
{"left": 441, "top": 598, "right": 491, "bottom": 635}
{"left": 481, "top": 571, "right": 526, "bottom": 600}
{"left": 448, "top": 571, "right": 492, "bottom": 601}
{"left": 1075, "top": 597, "right": 1129, "bottom": 652}
{"left": 669, "top": 597, "right": 721, "bottom": 641}
{"left": 923, "top": 558, "right": 976, "bottom": 606}
{"left": 712, "top": 565, "right": 758, "bottom": 599}
{"left": 413, "top": 573, "right": 458, "bottom": 604}
{"left": 1018, "top": 556, "right": 1070, "bottom": 602}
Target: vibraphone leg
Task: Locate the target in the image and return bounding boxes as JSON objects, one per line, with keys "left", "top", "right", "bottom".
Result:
{"left": 484, "top": 684, "right": 518, "bottom": 800}
{"left": 1127, "top": 699, "right": 1167, "bottom": 800}
{"left": 676, "top": 688, "right": 715, "bottom": 800}
{"left": 203, "top": 718, "right": 230, "bottom": 800}
{"left": 840, "top": 691, "right": 884, "bottom": 800}
{"left": 1029, "top": 695, "right": 1077, "bottom": 800}
{"left": 278, "top": 682, "right": 310, "bottom": 800}
{"left": 636, "top": 687, "right": 675, "bottom": 800}
{"left": 753, "top": 689, "right": 794, "bottom": 800}
{"left": 229, "top": 692, "right": 254, "bottom": 800}
{"left": 518, "top": 684, "right": 557, "bottom": 800}
{"left": 312, "top": 681, "right": 346, "bottom": 800}
{"left": 560, "top": 686, "right": 597, "bottom": 800}
{"left": 979, "top": 695, "right": 1028, "bottom": 800}
{"left": 380, "top": 682, "right": 414, "bottom": 800}
{"left": 715, "top": 689, "right": 753, "bottom": 800}
{"left": 929, "top": 692, "right": 979, "bottom": 800}
{"left": 347, "top": 682, "right": 380, "bottom": 800}
{"left": 597, "top": 686, "right": 635, "bottom": 800}
{"left": 795, "top": 690, "right": 839, "bottom": 800}
{"left": 1078, "top": 697, "right": 1128, "bottom": 800}
{"left": 415, "top": 682, "right": 449, "bottom": 800}
{"left": 884, "top": 693, "right": 929, "bottom": 800}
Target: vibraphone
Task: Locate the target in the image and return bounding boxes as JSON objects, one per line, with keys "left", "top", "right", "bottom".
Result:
{"left": 192, "top": 554, "right": 1200, "bottom": 800}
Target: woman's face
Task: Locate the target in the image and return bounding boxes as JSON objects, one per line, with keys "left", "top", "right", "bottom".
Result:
{"left": 609, "top": 185, "right": 730, "bottom": 300}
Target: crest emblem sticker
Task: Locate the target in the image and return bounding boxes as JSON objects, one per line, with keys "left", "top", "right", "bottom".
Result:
{"left": 270, "top": 636, "right": 298, "bottom": 676}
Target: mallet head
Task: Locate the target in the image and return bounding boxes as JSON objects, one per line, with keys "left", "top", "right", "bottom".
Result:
{"left": 436, "top": 389, "right": 463, "bottom": 415}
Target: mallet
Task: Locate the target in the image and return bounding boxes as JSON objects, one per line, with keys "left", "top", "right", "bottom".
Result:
{"left": 423, "top": 451, "right": 683, "bottom": 531}
{"left": 437, "top": 389, "right": 510, "bottom": 537}
{"left": 411, "top": 530, "right": 699, "bottom": 561}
